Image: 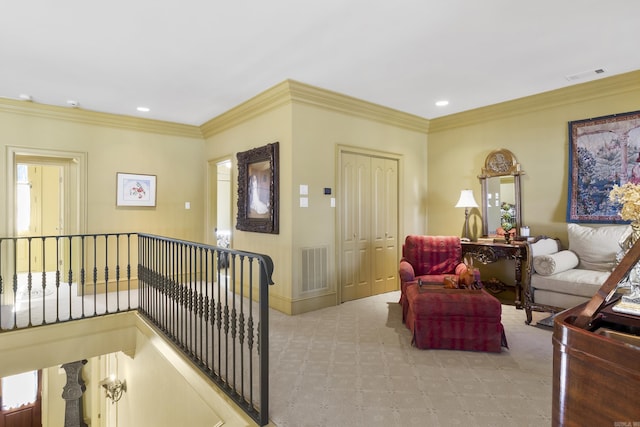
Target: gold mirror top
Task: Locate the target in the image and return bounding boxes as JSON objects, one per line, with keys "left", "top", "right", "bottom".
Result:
{"left": 480, "top": 148, "right": 523, "bottom": 177}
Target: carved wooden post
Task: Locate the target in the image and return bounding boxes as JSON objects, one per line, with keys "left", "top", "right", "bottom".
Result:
{"left": 61, "top": 360, "right": 88, "bottom": 427}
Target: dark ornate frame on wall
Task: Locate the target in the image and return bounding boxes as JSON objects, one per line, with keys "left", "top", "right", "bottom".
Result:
{"left": 236, "top": 142, "right": 279, "bottom": 234}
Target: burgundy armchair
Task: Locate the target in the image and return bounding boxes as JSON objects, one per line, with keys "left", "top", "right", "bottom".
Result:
{"left": 398, "top": 235, "right": 467, "bottom": 319}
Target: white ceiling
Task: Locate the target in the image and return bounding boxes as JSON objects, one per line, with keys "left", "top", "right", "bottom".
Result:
{"left": 2, "top": 1, "right": 640, "bottom": 126}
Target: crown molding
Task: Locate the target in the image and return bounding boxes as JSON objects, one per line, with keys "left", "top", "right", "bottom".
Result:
{"left": 199, "top": 81, "right": 293, "bottom": 138}
{"left": 0, "top": 97, "right": 203, "bottom": 139}
{"left": 200, "top": 79, "right": 430, "bottom": 138}
{"left": 429, "top": 69, "right": 640, "bottom": 133}
{"left": 287, "top": 80, "right": 430, "bottom": 133}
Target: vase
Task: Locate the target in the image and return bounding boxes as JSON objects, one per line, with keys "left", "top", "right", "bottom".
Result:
{"left": 620, "top": 222, "right": 640, "bottom": 305}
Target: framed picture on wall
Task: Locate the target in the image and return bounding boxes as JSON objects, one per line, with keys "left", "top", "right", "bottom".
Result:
{"left": 567, "top": 110, "right": 640, "bottom": 223}
{"left": 116, "top": 172, "right": 157, "bottom": 207}
{"left": 236, "top": 142, "right": 279, "bottom": 233}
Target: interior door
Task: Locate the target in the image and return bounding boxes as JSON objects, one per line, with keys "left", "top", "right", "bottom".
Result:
{"left": 16, "top": 164, "right": 62, "bottom": 273}
{"left": 340, "top": 152, "right": 371, "bottom": 302}
{"left": 340, "top": 151, "right": 399, "bottom": 302}
{"left": 5, "top": 147, "right": 85, "bottom": 305}
{"left": 0, "top": 371, "right": 42, "bottom": 427}
{"left": 371, "top": 157, "right": 398, "bottom": 294}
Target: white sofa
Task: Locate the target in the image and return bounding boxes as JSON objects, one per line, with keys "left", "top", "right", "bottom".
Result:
{"left": 523, "top": 223, "right": 630, "bottom": 324}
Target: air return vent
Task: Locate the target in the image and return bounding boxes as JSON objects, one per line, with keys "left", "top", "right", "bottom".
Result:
{"left": 565, "top": 68, "right": 606, "bottom": 81}
{"left": 301, "top": 246, "right": 328, "bottom": 293}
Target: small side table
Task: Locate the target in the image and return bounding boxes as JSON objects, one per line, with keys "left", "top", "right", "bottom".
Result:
{"left": 461, "top": 240, "right": 528, "bottom": 309}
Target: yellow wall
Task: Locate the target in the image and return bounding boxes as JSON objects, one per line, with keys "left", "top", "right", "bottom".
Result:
{"left": 0, "top": 101, "right": 206, "bottom": 241}
{"left": 427, "top": 70, "right": 640, "bottom": 246}
{"left": 0, "top": 313, "right": 253, "bottom": 427}
{"left": 203, "top": 98, "right": 295, "bottom": 313}
{"left": 108, "top": 318, "right": 254, "bottom": 427}
{"left": 2, "top": 72, "right": 639, "bottom": 315}
{"left": 2, "top": 68, "right": 639, "bottom": 426}
{"left": 202, "top": 80, "right": 429, "bottom": 314}
{"left": 290, "top": 102, "right": 427, "bottom": 312}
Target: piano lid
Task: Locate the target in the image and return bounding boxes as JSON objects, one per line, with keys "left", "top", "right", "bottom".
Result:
{"left": 574, "top": 238, "right": 640, "bottom": 329}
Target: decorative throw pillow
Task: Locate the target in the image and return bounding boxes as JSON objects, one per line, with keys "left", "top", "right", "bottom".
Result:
{"left": 533, "top": 250, "right": 579, "bottom": 276}
{"left": 529, "top": 238, "right": 561, "bottom": 273}
{"left": 530, "top": 238, "right": 561, "bottom": 257}
{"left": 567, "top": 224, "right": 629, "bottom": 271}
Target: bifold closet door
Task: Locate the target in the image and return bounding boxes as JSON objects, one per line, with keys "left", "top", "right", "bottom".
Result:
{"left": 371, "top": 157, "right": 398, "bottom": 295}
{"left": 340, "top": 152, "right": 372, "bottom": 302}
{"left": 340, "top": 152, "right": 398, "bottom": 303}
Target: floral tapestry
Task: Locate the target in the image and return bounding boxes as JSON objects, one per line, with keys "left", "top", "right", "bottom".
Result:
{"left": 567, "top": 110, "right": 640, "bottom": 223}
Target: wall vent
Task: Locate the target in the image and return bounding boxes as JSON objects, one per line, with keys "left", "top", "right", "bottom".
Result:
{"left": 301, "top": 246, "right": 329, "bottom": 293}
{"left": 565, "top": 68, "right": 606, "bottom": 81}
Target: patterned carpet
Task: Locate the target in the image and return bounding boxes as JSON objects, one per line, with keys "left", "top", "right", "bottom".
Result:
{"left": 268, "top": 290, "right": 553, "bottom": 427}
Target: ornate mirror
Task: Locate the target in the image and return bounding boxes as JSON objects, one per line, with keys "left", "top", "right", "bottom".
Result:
{"left": 479, "top": 149, "right": 524, "bottom": 237}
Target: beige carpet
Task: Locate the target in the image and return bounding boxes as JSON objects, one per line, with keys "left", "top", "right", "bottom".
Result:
{"left": 4, "top": 282, "right": 553, "bottom": 426}
{"left": 268, "top": 290, "right": 553, "bottom": 427}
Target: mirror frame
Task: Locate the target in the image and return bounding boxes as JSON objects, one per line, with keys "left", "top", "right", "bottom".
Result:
{"left": 478, "top": 149, "right": 524, "bottom": 237}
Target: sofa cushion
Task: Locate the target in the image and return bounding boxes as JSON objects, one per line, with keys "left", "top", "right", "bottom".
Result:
{"left": 533, "top": 250, "right": 579, "bottom": 276}
{"left": 531, "top": 268, "right": 611, "bottom": 299}
{"left": 530, "top": 238, "right": 561, "bottom": 257}
{"left": 567, "top": 223, "right": 629, "bottom": 272}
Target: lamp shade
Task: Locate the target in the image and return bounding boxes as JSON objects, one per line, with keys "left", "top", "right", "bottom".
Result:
{"left": 455, "top": 190, "right": 478, "bottom": 208}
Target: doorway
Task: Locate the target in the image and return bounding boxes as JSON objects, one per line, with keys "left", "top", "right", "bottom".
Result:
{"left": 0, "top": 370, "right": 42, "bottom": 427}
{"left": 5, "top": 147, "right": 87, "bottom": 303}
{"left": 207, "top": 158, "right": 233, "bottom": 248}
{"left": 338, "top": 148, "right": 399, "bottom": 303}
{"left": 15, "top": 163, "right": 63, "bottom": 273}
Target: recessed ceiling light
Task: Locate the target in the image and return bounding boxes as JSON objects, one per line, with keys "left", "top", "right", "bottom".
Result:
{"left": 19, "top": 94, "right": 32, "bottom": 101}
{"left": 137, "top": 106, "right": 150, "bottom": 112}
{"left": 435, "top": 100, "right": 449, "bottom": 107}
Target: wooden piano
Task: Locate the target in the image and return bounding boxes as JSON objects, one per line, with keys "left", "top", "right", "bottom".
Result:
{"left": 553, "top": 240, "right": 640, "bottom": 426}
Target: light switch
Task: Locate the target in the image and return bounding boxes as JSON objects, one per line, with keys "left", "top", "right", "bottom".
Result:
{"left": 330, "top": 197, "right": 335, "bottom": 208}
{"left": 300, "top": 185, "right": 308, "bottom": 195}
{"left": 185, "top": 202, "right": 191, "bottom": 209}
{"left": 300, "top": 197, "right": 308, "bottom": 207}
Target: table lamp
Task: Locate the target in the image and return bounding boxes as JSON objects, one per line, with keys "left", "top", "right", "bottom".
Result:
{"left": 455, "top": 189, "right": 479, "bottom": 241}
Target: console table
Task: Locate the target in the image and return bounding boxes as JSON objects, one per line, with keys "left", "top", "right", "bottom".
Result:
{"left": 461, "top": 240, "right": 528, "bottom": 308}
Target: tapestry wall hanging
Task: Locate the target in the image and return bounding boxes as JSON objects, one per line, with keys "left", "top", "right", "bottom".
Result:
{"left": 236, "top": 142, "right": 279, "bottom": 234}
{"left": 567, "top": 110, "right": 640, "bottom": 223}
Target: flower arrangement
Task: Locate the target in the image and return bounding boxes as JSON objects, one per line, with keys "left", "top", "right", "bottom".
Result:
{"left": 610, "top": 182, "right": 640, "bottom": 305}
{"left": 609, "top": 183, "right": 640, "bottom": 222}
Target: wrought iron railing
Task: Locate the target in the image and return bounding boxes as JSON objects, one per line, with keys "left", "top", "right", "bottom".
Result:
{"left": 137, "top": 234, "right": 274, "bottom": 426}
{"left": 0, "top": 232, "right": 274, "bottom": 426}
{"left": 0, "top": 233, "right": 138, "bottom": 328}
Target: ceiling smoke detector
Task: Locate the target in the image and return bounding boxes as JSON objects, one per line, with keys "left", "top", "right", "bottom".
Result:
{"left": 67, "top": 100, "right": 79, "bottom": 108}
{"left": 565, "top": 68, "right": 606, "bottom": 81}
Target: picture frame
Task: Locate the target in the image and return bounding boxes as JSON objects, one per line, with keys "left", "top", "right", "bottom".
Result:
{"left": 236, "top": 142, "right": 279, "bottom": 234}
{"left": 116, "top": 172, "right": 157, "bottom": 207}
{"left": 567, "top": 110, "right": 640, "bottom": 223}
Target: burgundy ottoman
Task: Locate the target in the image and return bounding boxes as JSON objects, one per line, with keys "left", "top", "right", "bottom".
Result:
{"left": 404, "top": 284, "right": 508, "bottom": 352}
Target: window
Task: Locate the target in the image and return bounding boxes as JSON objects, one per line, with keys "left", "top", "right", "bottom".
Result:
{"left": 1, "top": 370, "right": 38, "bottom": 410}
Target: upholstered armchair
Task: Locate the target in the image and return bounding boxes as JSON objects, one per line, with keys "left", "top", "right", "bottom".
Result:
{"left": 399, "top": 235, "right": 467, "bottom": 319}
